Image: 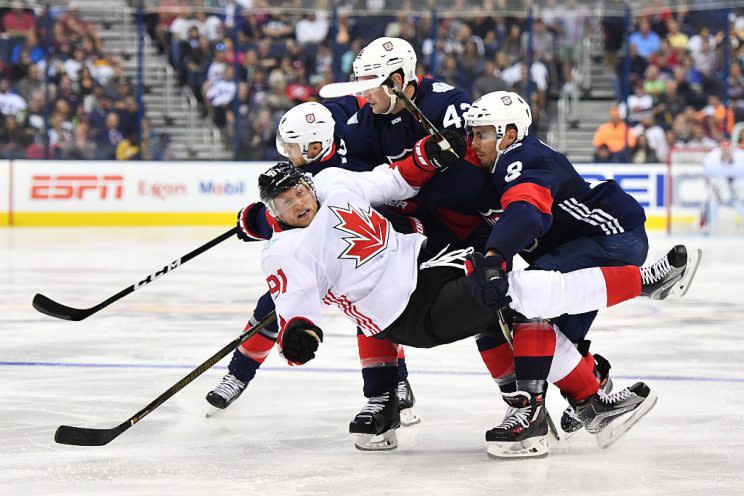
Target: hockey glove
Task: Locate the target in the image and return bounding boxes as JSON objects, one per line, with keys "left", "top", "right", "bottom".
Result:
{"left": 412, "top": 130, "right": 467, "bottom": 172}
{"left": 464, "top": 252, "right": 512, "bottom": 311}
{"left": 279, "top": 318, "right": 324, "bottom": 365}
{"left": 237, "top": 202, "right": 271, "bottom": 242}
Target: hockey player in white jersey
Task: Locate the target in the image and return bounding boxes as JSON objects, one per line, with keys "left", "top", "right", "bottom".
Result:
{"left": 255, "top": 157, "right": 698, "bottom": 456}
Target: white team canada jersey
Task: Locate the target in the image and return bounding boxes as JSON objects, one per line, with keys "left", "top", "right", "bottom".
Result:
{"left": 261, "top": 165, "right": 426, "bottom": 336}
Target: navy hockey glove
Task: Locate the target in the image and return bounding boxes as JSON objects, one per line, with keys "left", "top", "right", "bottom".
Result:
{"left": 464, "top": 252, "right": 512, "bottom": 311}
{"left": 279, "top": 319, "right": 323, "bottom": 365}
{"left": 413, "top": 130, "right": 467, "bottom": 172}
{"left": 237, "top": 202, "right": 270, "bottom": 242}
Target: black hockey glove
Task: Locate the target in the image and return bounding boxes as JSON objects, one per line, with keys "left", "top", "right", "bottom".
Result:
{"left": 412, "top": 130, "right": 467, "bottom": 172}
{"left": 279, "top": 319, "right": 324, "bottom": 365}
{"left": 237, "top": 202, "right": 270, "bottom": 242}
{"left": 464, "top": 252, "right": 512, "bottom": 311}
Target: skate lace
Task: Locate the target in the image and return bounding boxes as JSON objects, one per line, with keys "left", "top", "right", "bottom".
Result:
{"left": 597, "top": 387, "right": 632, "bottom": 405}
{"left": 213, "top": 374, "right": 245, "bottom": 400}
{"left": 419, "top": 245, "right": 475, "bottom": 270}
{"left": 640, "top": 256, "right": 671, "bottom": 284}
{"left": 396, "top": 381, "right": 408, "bottom": 401}
{"left": 359, "top": 393, "right": 390, "bottom": 416}
{"left": 498, "top": 405, "right": 531, "bottom": 430}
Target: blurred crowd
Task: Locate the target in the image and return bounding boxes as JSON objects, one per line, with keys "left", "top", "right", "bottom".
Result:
{"left": 594, "top": 7, "right": 744, "bottom": 163}
{"left": 145, "top": 0, "right": 591, "bottom": 159}
{"left": 0, "top": 1, "right": 170, "bottom": 160}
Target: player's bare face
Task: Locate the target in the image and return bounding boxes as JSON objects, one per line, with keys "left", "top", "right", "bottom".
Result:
{"left": 273, "top": 183, "right": 318, "bottom": 228}
{"left": 469, "top": 125, "right": 499, "bottom": 167}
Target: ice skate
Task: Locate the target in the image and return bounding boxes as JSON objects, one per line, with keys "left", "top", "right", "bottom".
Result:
{"left": 349, "top": 389, "right": 401, "bottom": 451}
{"left": 560, "top": 353, "right": 613, "bottom": 436}
{"left": 572, "top": 382, "right": 657, "bottom": 449}
{"left": 641, "top": 245, "right": 702, "bottom": 300}
{"left": 205, "top": 373, "right": 247, "bottom": 417}
{"left": 486, "top": 391, "right": 549, "bottom": 459}
{"left": 397, "top": 379, "right": 421, "bottom": 426}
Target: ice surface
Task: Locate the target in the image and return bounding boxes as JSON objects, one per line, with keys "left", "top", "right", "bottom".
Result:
{"left": 1, "top": 227, "right": 743, "bottom": 496}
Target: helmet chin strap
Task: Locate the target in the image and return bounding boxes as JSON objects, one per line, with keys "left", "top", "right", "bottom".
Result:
{"left": 380, "top": 85, "right": 398, "bottom": 115}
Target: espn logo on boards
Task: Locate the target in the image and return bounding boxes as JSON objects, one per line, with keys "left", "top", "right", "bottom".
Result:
{"left": 30, "top": 175, "right": 124, "bottom": 200}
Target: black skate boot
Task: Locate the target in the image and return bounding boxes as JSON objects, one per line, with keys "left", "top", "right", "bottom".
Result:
{"left": 560, "top": 353, "right": 613, "bottom": 435}
{"left": 349, "top": 388, "right": 401, "bottom": 451}
{"left": 641, "top": 245, "right": 702, "bottom": 300}
{"left": 397, "top": 379, "right": 421, "bottom": 427}
{"left": 486, "top": 391, "right": 549, "bottom": 459}
{"left": 205, "top": 373, "right": 247, "bottom": 417}
{"left": 571, "top": 382, "right": 658, "bottom": 449}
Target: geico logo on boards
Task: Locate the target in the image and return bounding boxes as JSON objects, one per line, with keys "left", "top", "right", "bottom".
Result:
{"left": 198, "top": 180, "right": 246, "bottom": 195}
{"left": 137, "top": 180, "right": 187, "bottom": 199}
{"left": 30, "top": 175, "right": 124, "bottom": 200}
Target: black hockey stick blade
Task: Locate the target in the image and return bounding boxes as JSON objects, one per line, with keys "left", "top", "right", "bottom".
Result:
{"left": 54, "top": 423, "right": 128, "bottom": 446}
{"left": 32, "top": 227, "right": 238, "bottom": 321}
{"left": 54, "top": 310, "right": 277, "bottom": 446}
{"left": 32, "top": 293, "right": 93, "bottom": 321}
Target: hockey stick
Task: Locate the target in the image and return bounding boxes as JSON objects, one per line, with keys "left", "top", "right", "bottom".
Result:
{"left": 33, "top": 227, "right": 238, "bottom": 321}
{"left": 54, "top": 310, "right": 276, "bottom": 446}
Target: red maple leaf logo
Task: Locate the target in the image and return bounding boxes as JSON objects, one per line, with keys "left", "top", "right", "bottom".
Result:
{"left": 330, "top": 203, "right": 390, "bottom": 268}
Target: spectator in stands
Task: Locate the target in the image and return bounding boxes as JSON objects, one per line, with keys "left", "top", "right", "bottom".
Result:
{"left": 687, "top": 26, "right": 718, "bottom": 58}
{"left": 95, "top": 111, "right": 123, "bottom": 159}
{"left": 629, "top": 18, "right": 661, "bottom": 59}
{"left": 2, "top": 1, "right": 36, "bottom": 38}
{"left": 0, "top": 78, "right": 26, "bottom": 117}
{"left": 666, "top": 18, "right": 688, "bottom": 51}
{"left": 0, "top": 115, "right": 31, "bottom": 158}
{"left": 643, "top": 64, "right": 666, "bottom": 98}
{"left": 501, "top": 24, "right": 523, "bottom": 65}
{"left": 206, "top": 65, "right": 237, "bottom": 128}
{"left": 623, "top": 82, "right": 654, "bottom": 126}
{"left": 473, "top": 60, "right": 508, "bottom": 100}
{"left": 634, "top": 114, "right": 669, "bottom": 162}
{"left": 649, "top": 39, "right": 680, "bottom": 74}
{"left": 690, "top": 35, "right": 716, "bottom": 76}
{"left": 186, "top": 36, "right": 213, "bottom": 99}
{"left": 116, "top": 129, "right": 140, "bottom": 160}
{"left": 296, "top": 13, "right": 329, "bottom": 45}
{"left": 631, "top": 134, "right": 659, "bottom": 163}
{"left": 687, "top": 122, "right": 717, "bottom": 147}
{"left": 593, "top": 107, "right": 636, "bottom": 162}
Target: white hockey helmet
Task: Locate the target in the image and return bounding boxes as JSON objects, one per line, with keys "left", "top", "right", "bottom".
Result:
{"left": 465, "top": 91, "right": 532, "bottom": 143}
{"left": 276, "top": 102, "right": 335, "bottom": 164}
{"left": 352, "top": 36, "right": 417, "bottom": 88}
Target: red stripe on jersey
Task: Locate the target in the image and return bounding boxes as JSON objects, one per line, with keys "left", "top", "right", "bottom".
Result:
{"left": 355, "top": 95, "right": 367, "bottom": 108}
{"left": 554, "top": 355, "right": 600, "bottom": 402}
{"left": 391, "top": 155, "right": 437, "bottom": 188}
{"left": 434, "top": 208, "right": 483, "bottom": 241}
{"left": 512, "top": 321, "right": 557, "bottom": 358}
{"left": 238, "top": 333, "right": 277, "bottom": 363}
{"left": 318, "top": 141, "right": 337, "bottom": 162}
{"left": 500, "top": 182, "right": 554, "bottom": 214}
{"left": 323, "top": 290, "right": 381, "bottom": 335}
{"left": 479, "top": 342, "right": 515, "bottom": 380}
{"left": 600, "top": 265, "right": 641, "bottom": 307}
{"left": 397, "top": 346, "right": 405, "bottom": 359}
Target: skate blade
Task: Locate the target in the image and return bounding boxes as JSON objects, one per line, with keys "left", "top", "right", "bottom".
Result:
{"left": 353, "top": 429, "right": 398, "bottom": 451}
{"left": 400, "top": 407, "right": 421, "bottom": 427}
{"left": 486, "top": 436, "right": 549, "bottom": 459}
{"left": 673, "top": 248, "right": 702, "bottom": 297}
{"left": 596, "top": 391, "right": 658, "bottom": 449}
{"left": 205, "top": 404, "right": 224, "bottom": 418}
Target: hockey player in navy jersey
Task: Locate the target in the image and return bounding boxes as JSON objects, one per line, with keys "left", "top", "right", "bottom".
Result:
{"left": 412, "top": 90, "right": 701, "bottom": 456}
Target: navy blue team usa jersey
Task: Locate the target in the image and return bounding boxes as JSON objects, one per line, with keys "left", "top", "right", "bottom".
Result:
{"left": 480, "top": 133, "right": 646, "bottom": 264}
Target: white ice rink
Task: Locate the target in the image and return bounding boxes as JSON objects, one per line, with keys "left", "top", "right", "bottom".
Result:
{"left": 1, "top": 227, "right": 743, "bottom": 496}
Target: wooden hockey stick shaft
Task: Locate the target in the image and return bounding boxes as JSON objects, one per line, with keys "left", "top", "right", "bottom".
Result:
{"left": 54, "top": 310, "right": 277, "bottom": 446}
{"left": 32, "top": 227, "right": 239, "bottom": 321}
